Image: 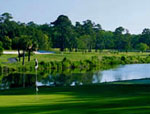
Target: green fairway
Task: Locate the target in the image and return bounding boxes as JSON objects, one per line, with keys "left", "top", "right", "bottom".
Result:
{"left": 0, "top": 84, "right": 150, "bottom": 114}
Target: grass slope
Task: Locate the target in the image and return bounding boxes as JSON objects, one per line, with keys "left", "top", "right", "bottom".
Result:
{"left": 0, "top": 51, "right": 149, "bottom": 69}
{"left": 0, "top": 84, "right": 150, "bottom": 114}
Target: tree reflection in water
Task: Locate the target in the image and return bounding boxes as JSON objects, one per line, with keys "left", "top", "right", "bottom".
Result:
{"left": 0, "top": 69, "right": 98, "bottom": 89}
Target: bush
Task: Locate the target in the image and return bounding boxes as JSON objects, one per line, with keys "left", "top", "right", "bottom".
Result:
{"left": 91, "top": 56, "right": 100, "bottom": 66}
{"left": 71, "top": 61, "right": 80, "bottom": 69}
{"left": 50, "top": 61, "right": 57, "bottom": 69}
{"left": 121, "top": 56, "right": 126, "bottom": 61}
{"left": 62, "top": 57, "right": 72, "bottom": 69}
{"left": 102, "top": 56, "right": 121, "bottom": 65}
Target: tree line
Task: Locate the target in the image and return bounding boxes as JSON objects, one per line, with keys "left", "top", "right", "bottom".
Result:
{"left": 0, "top": 12, "right": 150, "bottom": 53}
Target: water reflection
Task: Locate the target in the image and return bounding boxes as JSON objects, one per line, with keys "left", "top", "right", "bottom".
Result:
{"left": 100, "top": 64, "right": 150, "bottom": 82}
{"left": 1, "top": 64, "right": 150, "bottom": 89}
{"left": 0, "top": 72, "right": 95, "bottom": 89}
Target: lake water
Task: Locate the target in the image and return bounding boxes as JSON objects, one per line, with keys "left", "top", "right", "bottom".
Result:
{"left": 1, "top": 64, "right": 150, "bottom": 89}
{"left": 97, "top": 64, "right": 150, "bottom": 83}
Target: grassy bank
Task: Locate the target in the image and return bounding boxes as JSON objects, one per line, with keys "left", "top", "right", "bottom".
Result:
{"left": 0, "top": 84, "right": 150, "bottom": 114}
{"left": 0, "top": 51, "right": 150, "bottom": 72}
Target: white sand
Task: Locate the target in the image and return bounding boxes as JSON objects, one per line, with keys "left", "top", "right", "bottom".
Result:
{"left": 3, "top": 51, "right": 18, "bottom": 54}
{"left": 3, "top": 51, "right": 53, "bottom": 55}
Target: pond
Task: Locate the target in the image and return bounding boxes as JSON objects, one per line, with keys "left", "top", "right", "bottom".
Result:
{"left": 95, "top": 64, "right": 150, "bottom": 83}
{"left": 0, "top": 64, "right": 150, "bottom": 90}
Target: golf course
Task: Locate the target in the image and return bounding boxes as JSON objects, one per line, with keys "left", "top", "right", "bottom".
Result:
{"left": 1, "top": 2, "right": 150, "bottom": 113}
{"left": 0, "top": 51, "right": 150, "bottom": 114}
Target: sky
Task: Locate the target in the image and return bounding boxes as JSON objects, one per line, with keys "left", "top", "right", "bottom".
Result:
{"left": 0, "top": 0, "right": 150, "bottom": 34}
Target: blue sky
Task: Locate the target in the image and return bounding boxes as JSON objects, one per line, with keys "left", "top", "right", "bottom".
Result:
{"left": 0, "top": 0, "right": 150, "bottom": 34}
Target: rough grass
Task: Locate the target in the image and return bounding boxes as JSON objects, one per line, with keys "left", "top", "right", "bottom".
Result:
{"left": 0, "top": 84, "right": 150, "bottom": 114}
{"left": 0, "top": 51, "right": 149, "bottom": 68}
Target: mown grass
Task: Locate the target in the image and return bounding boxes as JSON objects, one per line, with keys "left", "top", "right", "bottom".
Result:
{"left": 0, "top": 84, "right": 150, "bottom": 114}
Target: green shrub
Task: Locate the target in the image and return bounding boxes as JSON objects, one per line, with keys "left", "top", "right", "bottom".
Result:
{"left": 50, "top": 61, "right": 57, "bottom": 69}
{"left": 62, "top": 57, "right": 72, "bottom": 69}
{"left": 121, "top": 56, "right": 126, "bottom": 61}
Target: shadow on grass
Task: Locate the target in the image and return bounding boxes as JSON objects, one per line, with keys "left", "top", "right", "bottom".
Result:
{"left": 1, "top": 84, "right": 150, "bottom": 114}
{"left": 0, "top": 98, "right": 150, "bottom": 114}
{"left": 1, "top": 84, "right": 150, "bottom": 95}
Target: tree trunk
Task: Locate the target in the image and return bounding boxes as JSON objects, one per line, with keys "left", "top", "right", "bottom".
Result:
{"left": 60, "top": 47, "right": 64, "bottom": 52}
{"left": 22, "top": 50, "right": 25, "bottom": 65}
{"left": 18, "top": 49, "right": 21, "bottom": 62}
{"left": 95, "top": 48, "right": 98, "bottom": 52}
{"left": 28, "top": 49, "right": 31, "bottom": 62}
{"left": 75, "top": 48, "right": 78, "bottom": 52}
{"left": 88, "top": 48, "right": 92, "bottom": 52}
{"left": 69, "top": 48, "right": 73, "bottom": 52}
{"left": 88, "top": 45, "right": 92, "bottom": 52}
{"left": 60, "top": 40, "right": 65, "bottom": 52}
